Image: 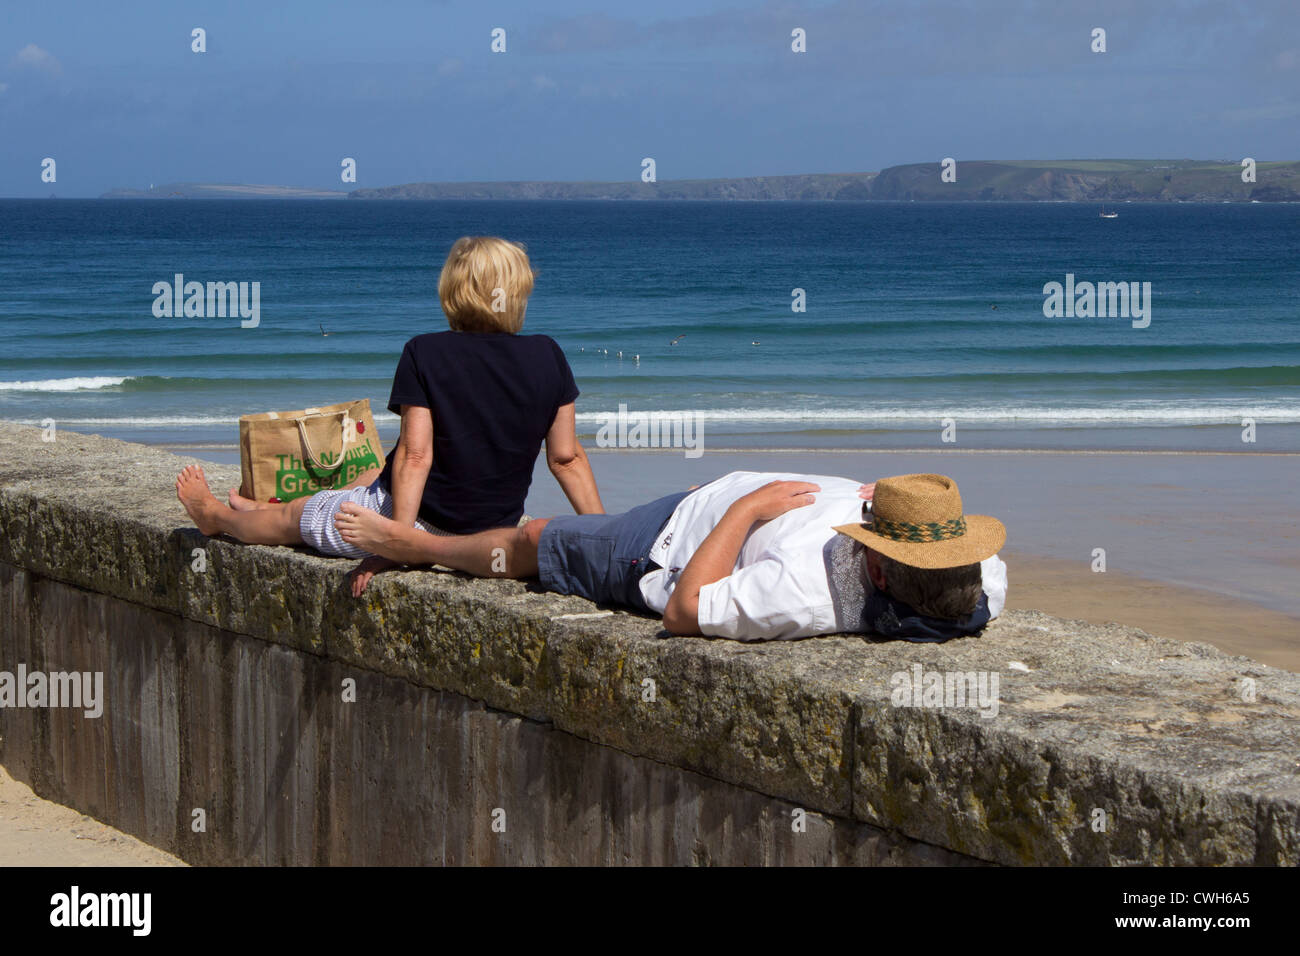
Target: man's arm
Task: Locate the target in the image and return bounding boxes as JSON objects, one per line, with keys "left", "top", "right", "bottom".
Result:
{"left": 388, "top": 404, "right": 434, "bottom": 528}
{"left": 662, "top": 480, "right": 819, "bottom": 636}
{"left": 545, "top": 403, "right": 604, "bottom": 515}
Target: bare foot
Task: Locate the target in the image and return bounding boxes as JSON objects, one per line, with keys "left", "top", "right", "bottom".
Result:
{"left": 333, "top": 501, "right": 399, "bottom": 555}
{"left": 348, "top": 555, "right": 400, "bottom": 598}
{"left": 175, "top": 465, "right": 225, "bottom": 536}
{"left": 227, "top": 488, "right": 269, "bottom": 512}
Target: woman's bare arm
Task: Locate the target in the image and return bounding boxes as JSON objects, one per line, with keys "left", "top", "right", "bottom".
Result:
{"left": 545, "top": 403, "right": 604, "bottom": 515}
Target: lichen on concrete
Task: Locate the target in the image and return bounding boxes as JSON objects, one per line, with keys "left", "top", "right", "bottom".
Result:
{"left": 0, "top": 422, "right": 1296, "bottom": 865}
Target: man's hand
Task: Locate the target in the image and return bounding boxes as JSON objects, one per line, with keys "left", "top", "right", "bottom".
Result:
{"left": 858, "top": 482, "right": 876, "bottom": 501}
{"left": 349, "top": 555, "right": 400, "bottom": 598}
{"left": 735, "top": 480, "right": 821, "bottom": 521}
{"left": 662, "top": 480, "right": 819, "bottom": 635}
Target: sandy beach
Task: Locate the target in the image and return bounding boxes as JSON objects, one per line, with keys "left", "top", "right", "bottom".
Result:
{"left": 0, "top": 765, "right": 182, "bottom": 866}
{"left": 1004, "top": 552, "right": 1300, "bottom": 671}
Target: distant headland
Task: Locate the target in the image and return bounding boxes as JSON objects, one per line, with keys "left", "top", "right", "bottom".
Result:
{"left": 99, "top": 183, "right": 348, "bottom": 200}
{"left": 99, "top": 159, "right": 1300, "bottom": 202}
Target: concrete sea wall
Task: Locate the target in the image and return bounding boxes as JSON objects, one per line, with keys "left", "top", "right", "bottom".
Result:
{"left": 0, "top": 423, "right": 1296, "bottom": 865}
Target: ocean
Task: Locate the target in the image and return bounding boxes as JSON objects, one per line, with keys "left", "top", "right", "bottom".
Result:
{"left": 2, "top": 199, "right": 1298, "bottom": 452}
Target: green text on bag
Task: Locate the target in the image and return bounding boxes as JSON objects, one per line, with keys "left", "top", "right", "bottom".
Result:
{"left": 274, "top": 443, "right": 383, "bottom": 500}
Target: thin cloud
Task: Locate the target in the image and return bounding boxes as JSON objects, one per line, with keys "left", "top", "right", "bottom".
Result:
{"left": 11, "top": 43, "right": 63, "bottom": 75}
{"left": 528, "top": 13, "right": 638, "bottom": 54}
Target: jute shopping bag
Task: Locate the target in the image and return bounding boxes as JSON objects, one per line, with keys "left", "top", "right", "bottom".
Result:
{"left": 238, "top": 399, "right": 384, "bottom": 501}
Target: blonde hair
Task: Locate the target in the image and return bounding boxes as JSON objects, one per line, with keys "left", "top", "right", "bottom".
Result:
{"left": 438, "top": 236, "right": 535, "bottom": 333}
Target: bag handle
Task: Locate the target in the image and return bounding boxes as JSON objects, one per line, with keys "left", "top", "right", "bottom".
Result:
{"left": 295, "top": 410, "right": 354, "bottom": 472}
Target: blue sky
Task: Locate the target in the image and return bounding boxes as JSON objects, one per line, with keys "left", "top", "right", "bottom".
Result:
{"left": 1, "top": 0, "right": 1297, "bottom": 196}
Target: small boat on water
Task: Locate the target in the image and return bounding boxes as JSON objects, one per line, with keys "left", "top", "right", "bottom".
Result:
{"left": 1100, "top": 205, "right": 1119, "bottom": 218}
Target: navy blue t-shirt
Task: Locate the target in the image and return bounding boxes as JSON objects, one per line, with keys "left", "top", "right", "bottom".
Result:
{"left": 377, "top": 331, "right": 579, "bottom": 533}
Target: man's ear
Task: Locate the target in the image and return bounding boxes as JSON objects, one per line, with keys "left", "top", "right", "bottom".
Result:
{"left": 865, "top": 548, "right": 888, "bottom": 590}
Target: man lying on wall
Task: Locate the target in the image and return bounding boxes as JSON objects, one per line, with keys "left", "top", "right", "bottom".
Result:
{"left": 332, "top": 470, "right": 1007, "bottom": 642}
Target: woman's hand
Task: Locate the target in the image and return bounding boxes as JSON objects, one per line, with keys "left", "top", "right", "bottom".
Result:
{"left": 348, "top": 554, "right": 400, "bottom": 598}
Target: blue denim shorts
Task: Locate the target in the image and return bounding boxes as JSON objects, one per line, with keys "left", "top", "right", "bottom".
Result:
{"left": 537, "top": 490, "right": 691, "bottom": 612}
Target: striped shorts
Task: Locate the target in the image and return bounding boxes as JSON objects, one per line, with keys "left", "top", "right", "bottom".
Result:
{"left": 298, "top": 478, "right": 445, "bottom": 559}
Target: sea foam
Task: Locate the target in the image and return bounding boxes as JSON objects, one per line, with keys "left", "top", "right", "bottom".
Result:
{"left": 0, "top": 376, "right": 132, "bottom": 392}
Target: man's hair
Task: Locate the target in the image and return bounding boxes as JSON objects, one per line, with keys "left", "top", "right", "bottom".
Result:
{"left": 877, "top": 553, "right": 982, "bottom": 619}
{"left": 438, "top": 236, "right": 535, "bottom": 333}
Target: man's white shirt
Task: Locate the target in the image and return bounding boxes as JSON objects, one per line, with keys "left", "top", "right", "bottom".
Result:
{"left": 638, "top": 471, "right": 1008, "bottom": 641}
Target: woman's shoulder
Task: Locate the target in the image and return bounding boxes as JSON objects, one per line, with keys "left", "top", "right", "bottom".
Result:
{"left": 512, "top": 333, "right": 570, "bottom": 361}
{"left": 401, "top": 330, "right": 453, "bottom": 351}
{"left": 403, "top": 330, "right": 569, "bottom": 367}
{"left": 514, "top": 332, "right": 562, "bottom": 347}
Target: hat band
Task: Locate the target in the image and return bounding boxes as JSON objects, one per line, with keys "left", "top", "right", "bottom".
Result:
{"left": 871, "top": 514, "right": 967, "bottom": 543}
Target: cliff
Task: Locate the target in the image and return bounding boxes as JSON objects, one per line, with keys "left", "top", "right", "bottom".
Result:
{"left": 346, "top": 160, "right": 1300, "bottom": 202}
{"left": 867, "top": 159, "right": 1300, "bottom": 202}
{"left": 347, "top": 172, "right": 878, "bottom": 201}
{"left": 98, "top": 160, "right": 1300, "bottom": 202}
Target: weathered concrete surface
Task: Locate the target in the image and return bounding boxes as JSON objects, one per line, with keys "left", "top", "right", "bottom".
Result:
{"left": 0, "top": 422, "right": 1297, "bottom": 865}
{"left": 0, "top": 565, "right": 972, "bottom": 865}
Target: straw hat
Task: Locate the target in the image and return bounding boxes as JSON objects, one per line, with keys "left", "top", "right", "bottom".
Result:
{"left": 832, "top": 473, "right": 1005, "bottom": 569}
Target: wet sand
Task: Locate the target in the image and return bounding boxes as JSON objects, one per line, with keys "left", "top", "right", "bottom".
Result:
{"left": 1005, "top": 551, "right": 1300, "bottom": 672}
